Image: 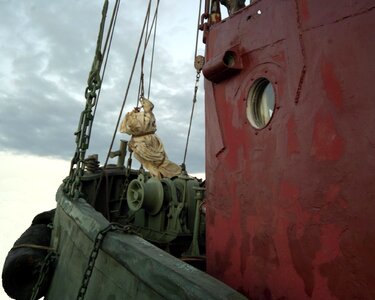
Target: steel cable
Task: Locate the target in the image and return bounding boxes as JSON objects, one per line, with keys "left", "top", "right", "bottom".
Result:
{"left": 182, "top": 0, "right": 203, "bottom": 166}
{"left": 104, "top": 0, "right": 153, "bottom": 167}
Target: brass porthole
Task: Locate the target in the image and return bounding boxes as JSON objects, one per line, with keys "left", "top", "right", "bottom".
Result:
{"left": 246, "top": 78, "right": 275, "bottom": 129}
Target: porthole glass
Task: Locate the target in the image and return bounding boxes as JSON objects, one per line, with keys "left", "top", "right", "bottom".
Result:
{"left": 246, "top": 78, "right": 275, "bottom": 129}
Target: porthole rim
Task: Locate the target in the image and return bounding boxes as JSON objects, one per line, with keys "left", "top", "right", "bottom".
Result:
{"left": 246, "top": 77, "right": 276, "bottom": 130}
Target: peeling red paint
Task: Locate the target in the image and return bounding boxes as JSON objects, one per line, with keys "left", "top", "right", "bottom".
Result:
{"left": 299, "top": 0, "right": 310, "bottom": 21}
{"left": 324, "top": 184, "right": 341, "bottom": 204}
{"left": 321, "top": 62, "right": 343, "bottom": 109}
{"left": 204, "top": 1, "right": 375, "bottom": 299}
{"left": 279, "top": 181, "right": 300, "bottom": 209}
{"left": 315, "top": 224, "right": 343, "bottom": 264}
{"left": 288, "top": 224, "right": 321, "bottom": 297}
{"left": 287, "top": 117, "right": 300, "bottom": 156}
{"left": 311, "top": 113, "right": 345, "bottom": 161}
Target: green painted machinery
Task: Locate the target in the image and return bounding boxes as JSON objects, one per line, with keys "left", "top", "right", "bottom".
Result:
{"left": 126, "top": 171, "right": 205, "bottom": 256}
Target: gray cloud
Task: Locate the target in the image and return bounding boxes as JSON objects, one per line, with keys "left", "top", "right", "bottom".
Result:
{"left": 0, "top": 1, "right": 205, "bottom": 174}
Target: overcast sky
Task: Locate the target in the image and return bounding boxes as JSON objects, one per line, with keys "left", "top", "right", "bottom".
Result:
{"left": 0, "top": 1, "right": 205, "bottom": 298}
{"left": 0, "top": 0, "right": 205, "bottom": 172}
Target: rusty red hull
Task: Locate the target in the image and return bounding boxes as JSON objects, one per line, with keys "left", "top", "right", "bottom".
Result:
{"left": 204, "top": 1, "right": 375, "bottom": 299}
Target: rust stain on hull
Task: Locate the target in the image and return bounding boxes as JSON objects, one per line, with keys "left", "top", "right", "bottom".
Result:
{"left": 204, "top": 0, "right": 375, "bottom": 299}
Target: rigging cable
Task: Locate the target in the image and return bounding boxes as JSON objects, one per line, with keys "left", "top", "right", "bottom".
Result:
{"left": 182, "top": 0, "right": 204, "bottom": 166}
{"left": 66, "top": 0, "right": 110, "bottom": 197}
{"left": 137, "top": 2, "right": 151, "bottom": 101}
{"left": 92, "top": 0, "right": 158, "bottom": 205}
{"left": 87, "top": 0, "right": 121, "bottom": 142}
{"left": 103, "top": 0, "right": 155, "bottom": 168}
{"left": 147, "top": 1, "right": 159, "bottom": 99}
{"left": 134, "top": 0, "right": 159, "bottom": 173}
{"left": 137, "top": 0, "right": 160, "bottom": 105}
{"left": 194, "top": 0, "right": 203, "bottom": 60}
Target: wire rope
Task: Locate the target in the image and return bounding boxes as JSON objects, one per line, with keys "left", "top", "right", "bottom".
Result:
{"left": 104, "top": 0, "right": 153, "bottom": 167}
{"left": 137, "top": 0, "right": 160, "bottom": 105}
{"left": 147, "top": 0, "right": 159, "bottom": 99}
{"left": 182, "top": 0, "right": 203, "bottom": 166}
{"left": 87, "top": 0, "right": 121, "bottom": 141}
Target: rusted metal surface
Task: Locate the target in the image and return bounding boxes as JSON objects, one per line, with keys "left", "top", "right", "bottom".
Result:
{"left": 204, "top": 0, "right": 375, "bottom": 299}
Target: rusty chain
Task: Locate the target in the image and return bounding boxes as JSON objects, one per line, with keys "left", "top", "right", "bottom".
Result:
{"left": 76, "top": 223, "right": 139, "bottom": 300}
{"left": 64, "top": 0, "right": 109, "bottom": 198}
{"left": 76, "top": 224, "right": 115, "bottom": 300}
{"left": 30, "top": 249, "right": 58, "bottom": 300}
